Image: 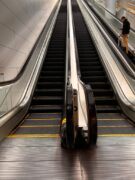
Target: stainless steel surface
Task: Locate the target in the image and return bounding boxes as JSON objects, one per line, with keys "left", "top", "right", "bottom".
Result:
{"left": 77, "top": 0, "right": 135, "bottom": 122}
{"left": 0, "top": 1, "right": 62, "bottom": 141}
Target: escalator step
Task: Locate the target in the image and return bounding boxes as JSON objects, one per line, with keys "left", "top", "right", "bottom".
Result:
{"left": 39, "top": 76, "right": 64, "bottom": 82}
{"left": 93, "top": 89, "right": 113, "bottom": 96}
{"left": 35, "top": 89, "right": 63, "bottom": 96}
{"left": 30, "top": 105, "right": 63, "bottom": 113}
{"left": 80, "top": 61, "right": 100, "bottom": 65}
{"left": 90, "top": 82, "right": 111, "bottom": 89}
{"left": 95, "top": 96, "right": 117, "bottom": 105}
{"left": 42, "top": 66, "right": 64, "bottom": 71}
{"left": 37, "top": 82, "right": 64, "bottom": 88}
{"left": 41, "top": 71, "right": 64, "bottom": 76}
{"left": 81, "top": 66, "right": 103, "bottom": 71}
{"left": 96, "top": 105, "right": 121, "bottom": 113}
{"left": 82, "top": 71, "right": 105, "bottom": 76}
{"left": 82, "top": 76, "right": 107, "bottom": 82}
{"left": 32, "top": 96, "right": 63, "bottom": 105}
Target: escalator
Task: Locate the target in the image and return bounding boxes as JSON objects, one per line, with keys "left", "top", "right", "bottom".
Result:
{"left": 85, "top": 0, "right": 135, "bottom": 61}
{"left": 72, "top": 0, "right": 135, "bottom": 136}
{"left": 9, "top": 0, "right": 67, "bottom": 138}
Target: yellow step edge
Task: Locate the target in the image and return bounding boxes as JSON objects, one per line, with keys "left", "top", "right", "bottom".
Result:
{"left": 99, "top": 134, "right": 135, "bottom": 137}
{"left": 7, "top": 133, "right": 135, "bottom": 138}
{"left": 8, "top": 134, "right": 60, "bottom": 138}
{"left": 98, "top": 118, "right": 126, "bottom": 121}
{"left": 98, "top": 125, "right": 132, "bottom": 128}
{"left": 24, "top": 118, "right": 60, "bottom": 121}
{"left": 20, "top": 125, "right": 59, "bottom": 128}
{"left": 29, "top": 113, "right": 61, "bottom": 115}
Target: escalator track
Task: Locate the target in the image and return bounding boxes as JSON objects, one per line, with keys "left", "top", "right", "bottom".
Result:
{"left": 8, "top": 0, "right": 67, "bottom": 138}
{"left": 72, "top": 0, "right": 135, "bottom": 137}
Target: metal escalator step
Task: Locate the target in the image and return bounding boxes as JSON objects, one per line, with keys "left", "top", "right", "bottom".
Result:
{"left": 79, "top": 58, "right": 99, "bottom": 63}
{"left": 80, "top": 61, "right": 100, "bottom": 65}
{"left": 39, "top": 76, "right": 64, "bottom": 82}
{"left": 14, "top": 126, "right": 59, "bottom": 134}
{"left": 48, "top": 48, "right": 65, "bottom": 51}
{"left": 90, "top": 82, "right": 111, "bottom": 89}
{"left": 41, "top": 71, "right": 64, "bottom": 76}
{"left": 44, "top": 62, "right": 65, "bottom": 65}
{"left": 93, "top": 89, "right": 113, "bottom": 96}
{"left": 32, "top": 96, "right": 63, "bottom": 105}
{"left": 82, "top": 76, "right": 107, "bottom": 82}
{"left": 23, "top": 119, "right": 60, "bottom": 126}
{"left": 42, "top": 66, "right": 64, "bottom": 71}
{"left": 45, "top": 54, "right": 65, "bottom": 58}
{"left": 82, "top": 71, "right": 105, "bottom": 76}
{"left": 98, "top": 119, "right": 131, "bottom": 126}
{"left": 78, "top": 49, "right": 97, "bottom": 53}
{"left": 98, "top": 126, "right": 135, "bottom": 135}
{"left": 35, "top": 89, "right": 63, "bottom": 96}
{"left": 44, "top": 59, "right": 65, "bottom": 62}
{"left": 81, "top": 66, "right": 103, "bottom": 71}
{"left": 79, "top": 54, "right": 98, "bottom": 58}
{"left": 37, "top": 82, "right": 64, "bottom": 88}
{"left": 30, "top": 105, "right": 63, "bottom": 113}
{"left": 27, "top": 113, "right": 62, "bottom": 119}
{"left": 95, "top": 96, "right": 117, "bottom": 105}
{"left": 96, "top": 105, "right": 121, "bottom": 113}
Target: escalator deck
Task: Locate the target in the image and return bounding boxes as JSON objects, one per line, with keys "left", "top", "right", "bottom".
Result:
{"left": 8, "top": 1, "right": 67, "bottom": 138}
{"left": 72, "top": 0, "right": 135, "bottom": 136}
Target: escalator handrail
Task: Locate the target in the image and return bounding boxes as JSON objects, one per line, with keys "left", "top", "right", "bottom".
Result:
{"left": 63, "top": 0, "right": 72, "bottom": 118}
{"left": 82, "top": 82, "right": 97, "bottom": 144}
{"left": 81, "top": 0, "right": 135, "bottom": 79}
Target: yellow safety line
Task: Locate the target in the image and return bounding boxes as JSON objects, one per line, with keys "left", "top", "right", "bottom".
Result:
{"left": 99, "top": 134, "right": 135, "bottom": 137}
{"left": 98, "top": 126, "right": 132, "bottom": 128}
{"left": 29, "top": 113, "right": 61, "bottom": 115}
{"left": 7, "top": 134, "right": 135, "bottom": 138}
{"left": 19, "top": 125, "right": 59, "bottom": 128}
{"left": 24, "top": 118, "right": 60, "bottom": 121}
{"left": 98, "top": 118, "right": 126, "bottom": 121}
{"left": 8, "top": 134, "right": 60, "bottom": 138}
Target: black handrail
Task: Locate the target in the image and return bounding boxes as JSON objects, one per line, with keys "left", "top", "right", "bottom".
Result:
{"left": 0, "top": 1, "right": 59, "bottom": 86}
{"left": 61, "top": 84, "right": 75, "bottom": 148}
{"left": 84, "top": 84, "right": 97, "bottom": 145}
{"left": 63, "top": 3, "right": 71, "bottom": 118}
